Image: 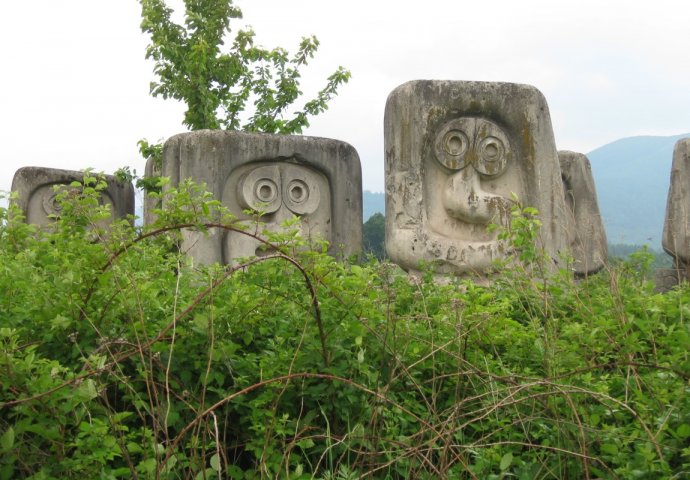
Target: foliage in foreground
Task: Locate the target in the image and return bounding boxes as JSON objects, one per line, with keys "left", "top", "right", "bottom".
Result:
{"left": 0, "top": 178, "right": 689, "bottom": 479}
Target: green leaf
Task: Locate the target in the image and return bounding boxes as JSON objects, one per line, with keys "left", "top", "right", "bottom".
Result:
{"left": 296, "top": 438, "right": 315, "bottom": 450}
{"left": 139, "top": 458, "right": 157, "bottom": 474}
{"left": 500, "top": 452, "right": 513, "bottom": 471}
{"left": 226, "top": 465, "right": 244, "bottom": 478}
{"left": 0, "top": 427, "right": 14, "bottom": 451}
{"left": 126, "top": 442, "right": 143, "bottom": 454}
{"left": 161, "top": 454, "right": 178, "bottom": 474}
{"left": 50, "top": 314, "right": 71, "bottom": 330}
{"left": 196, "top": 469, "right": 217, "bottom": 480}
{"left": 677, "top": 424, "right": 690, "bottom": 439}
{"left": 210, "top": 453, "right": 221, "bottom": 472}
{"left": 192, "top": 312, "right": 209, "bottom": 334}
{"left": 75, "top": 379, "right": 99, "bottom": 402}
{"left": 600, "top": 443, "right": 618, "bottom": 455}
{"left": 590, "top": 413, "right": 600, "bottom": 426}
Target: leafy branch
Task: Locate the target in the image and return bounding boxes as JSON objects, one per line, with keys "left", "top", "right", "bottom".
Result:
{"left": 139, "top": 0, "right": 350, "bottom": 133}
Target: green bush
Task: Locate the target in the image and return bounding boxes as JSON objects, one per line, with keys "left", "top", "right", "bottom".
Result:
{"left": 1, "top": 178, "right": 689, "bottom": 479}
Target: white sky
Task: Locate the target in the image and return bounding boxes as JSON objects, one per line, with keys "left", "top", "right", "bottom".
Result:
{"left": 1, "top": 0, "right": 689, "bottom": 195}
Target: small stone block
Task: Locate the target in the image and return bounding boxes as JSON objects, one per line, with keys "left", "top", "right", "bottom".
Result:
{"left": 11, "top": 166, "right": 134, "bottom": 226}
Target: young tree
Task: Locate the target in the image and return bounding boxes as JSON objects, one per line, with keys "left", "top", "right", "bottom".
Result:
{"left": 139, "top": 0, "right": 351, "bottom": 134}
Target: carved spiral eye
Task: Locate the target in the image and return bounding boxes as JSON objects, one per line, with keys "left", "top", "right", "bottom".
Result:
{"left": 255, "top": 179, "right": 278, "bottom": 203}
{"left": 434, "top": 119, "right": 473, "bottom": 171}
{"left": 247, "top": 178, "right": 280, "bottom": 212}
{"left": 475, "top": 136, "right": 507, "bottom": 176}
{"left": 42, "top": 191, "right": 63, "bottom": 215}
{"left": 444, "top": 130, "right": 468, "bottom": 157}
{"left": 287, "top": 180, "right": 308, "bottom": 203}
{"left": 283, "top": 169, "right": 320, "bottom": 215}
{"left": 237, "top": 165, "right": 282, "bottom": 213}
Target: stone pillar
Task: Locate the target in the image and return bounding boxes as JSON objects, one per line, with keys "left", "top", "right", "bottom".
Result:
{"left": 155, "top": 130, "right": 362, "bottom": 264}
{"left": 384, "top": 80, "right": 569, "bottom": 280}
{"left": 558, "top": 151, "right": 608, "bottom": 276}
{"left": 662, "top": 138, "right": 690, "bottom": 284}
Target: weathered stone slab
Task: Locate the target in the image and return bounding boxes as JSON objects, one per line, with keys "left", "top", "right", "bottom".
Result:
{"left": 157, "top": 130, "right": 362, "bottom": 264}
{"left": 654, "top": 267, "right": 686, "bottom": 292}
{"left": 558, "top": 151, "right": 608, "bottom": 276}
{"left": 11, "top": 167, "right": 134, "bottom": 226}
{"left": 663, "top": 138, "right": 690, "bottom": 273}
{"left": 384, "top": 80, "right": 569, "bottom": 278}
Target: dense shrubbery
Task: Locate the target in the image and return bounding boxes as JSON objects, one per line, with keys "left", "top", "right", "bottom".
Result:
{"left": 1, "top": 176, "right": 689, "bottom": 479}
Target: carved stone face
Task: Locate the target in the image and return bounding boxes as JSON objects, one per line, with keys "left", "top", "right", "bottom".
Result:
{"left": 26, "top": 183, "right": 115, "bottom": 226}
{"left": 417, "top": 116, "right": 522, "bottom": 272}
{"left": 384, "top": 80, "right": 568, "bottom": 278}
{"left": 430, "top": 117, "right": 517, "bottom": 226}
{"left": 156, "top": 131, "right": 362, "bottom": 265}
{"left": 222, "top": 162, "right": 332, "bottom": 260}
{"left": 11, "top": 167, "right": 134, "bottom": 228}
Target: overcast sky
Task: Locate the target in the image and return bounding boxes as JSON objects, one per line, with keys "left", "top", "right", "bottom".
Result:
{"left": 1, "top": 0, "right": 689, "bottom": 197}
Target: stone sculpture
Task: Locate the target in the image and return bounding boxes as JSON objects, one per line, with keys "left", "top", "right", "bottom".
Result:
{"left": 143, "top": 155, "right": 162, "bottom": 226}
{"left": 662, "top": 138, "right": 690, "bottom": 281}
{"left": 11, "top": 167, "right": 134, "bottom": 226}
{"left": 384, "top": 80, "right": 569, "bottom": 278}
{"left": 156, "top": 130, "right": 362, "bottom": 264}
{"left": 558, "top": 151, "right": 608, "bottom": 276}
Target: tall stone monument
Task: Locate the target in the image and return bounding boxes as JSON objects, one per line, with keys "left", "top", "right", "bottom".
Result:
{"left": 662, "top": 138, "right": 690, "bottom": 282}
{"left": 11, "top": 167, "right": 134, "bottom": 226}
{"left": 384, "top": 80, "right": 569, "bottom": 278}
{"left": 156, "top": 130, "right": 362, "bottom": 264}
{"left": 558, "top": 151, "right": 608, "bottom": 276}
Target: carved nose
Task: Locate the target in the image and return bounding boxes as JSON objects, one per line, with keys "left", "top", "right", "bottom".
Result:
{"left": 442, "top": 168, "right": 505, "bottom": 225}
{"left": 252, "top": 206, "right": 295, "bottom": 256}
{"left": 260, "top": 206, "right": 301, "bottom": 241}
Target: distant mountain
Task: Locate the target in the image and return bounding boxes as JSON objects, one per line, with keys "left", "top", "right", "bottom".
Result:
{"left": 363, "top": 190, "right": 385, "bottom": 220}
{"left": 587, "top": 133, "right": 690, "bottom": 247}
